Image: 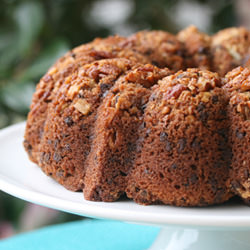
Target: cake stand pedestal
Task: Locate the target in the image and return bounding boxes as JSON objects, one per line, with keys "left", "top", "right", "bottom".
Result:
{"left": 149, "top": 227, "right": 250, "bottom": 250}
{"left": 1, "top": 123, "right": 250, "bottom": 250}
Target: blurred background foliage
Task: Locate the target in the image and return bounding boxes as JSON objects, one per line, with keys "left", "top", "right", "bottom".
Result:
{"left": 0, "top": 0, "right": 245, "bottom": 238}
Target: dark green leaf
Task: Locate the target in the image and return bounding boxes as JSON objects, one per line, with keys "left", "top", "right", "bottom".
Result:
{"left": 0, "top": 104, "right": 10, "bottom": 128}
{"left": 14, "top": 1, "right": 44, "bottom": 56}
{"left": 20, "top": 39, "right": 69, "bottom": 81}
{"left": 0, "top": 80, "right": 35, "bottom": 113}
{"left": 0, "top": 37, "right": 19, "bottom": 78}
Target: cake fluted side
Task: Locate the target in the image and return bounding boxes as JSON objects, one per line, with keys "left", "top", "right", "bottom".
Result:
{"left": 126, "top": 69, "right": 233, "bottom": 206}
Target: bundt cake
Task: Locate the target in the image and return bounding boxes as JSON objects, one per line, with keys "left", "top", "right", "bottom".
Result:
{"left": 24, "top": 26, "right": 250, "bottom": 207}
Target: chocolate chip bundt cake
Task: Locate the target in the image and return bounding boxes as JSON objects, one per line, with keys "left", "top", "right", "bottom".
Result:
{"left": 24, "top": 26, "right": 250, "bottom": 207}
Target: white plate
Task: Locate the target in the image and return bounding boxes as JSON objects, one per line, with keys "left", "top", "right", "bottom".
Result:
{"left": 0, "top": 122, "right": 250, "bottom": 229}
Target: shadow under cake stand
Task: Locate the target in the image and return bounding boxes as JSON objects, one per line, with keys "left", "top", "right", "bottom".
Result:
{"left": 0, "top": 122, "right": 250, "bottom": 250}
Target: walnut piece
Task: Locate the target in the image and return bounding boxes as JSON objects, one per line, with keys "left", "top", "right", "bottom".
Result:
{"left": 236, "top": 102, "right": 250, "bottom": 120}
{"left": 239, "top": 180, "right": 250, "bottom": 199}
{"left": 161, "top": 106, "right": 171, "bottom": 115}
{"left": 74, "top": 99, "right": 91, "bottom": 115}
{"left": 48, "top": 67, "right": 58, "bottom": 75}
{"left": 201, "top": 92, "right": 212, "bottom": 103}
{"left": 68, "top": 84, "right": 81, "bottom": 99}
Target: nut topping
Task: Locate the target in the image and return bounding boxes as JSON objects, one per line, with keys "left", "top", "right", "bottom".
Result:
{"left": 74, "top": 98, "right": 91, "bottom": 115}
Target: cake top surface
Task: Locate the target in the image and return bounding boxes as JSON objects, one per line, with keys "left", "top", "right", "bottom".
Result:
{"left": 158, "top": 68, "right": 221, "bottom": 100}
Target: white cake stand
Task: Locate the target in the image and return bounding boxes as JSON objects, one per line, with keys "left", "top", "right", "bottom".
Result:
{"left": 1, "top": 122, "right": 250, "bottom": 250}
